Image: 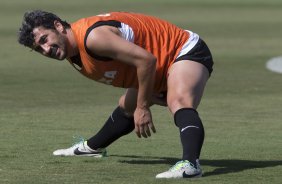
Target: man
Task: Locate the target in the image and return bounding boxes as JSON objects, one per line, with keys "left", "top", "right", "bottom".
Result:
{"left": 18, "top": 10, "right": 213, "bottom": 179}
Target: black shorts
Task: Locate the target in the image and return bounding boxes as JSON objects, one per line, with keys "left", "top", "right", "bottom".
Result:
{"left": 174, "top": 38, "right": 214, "bottom": 75}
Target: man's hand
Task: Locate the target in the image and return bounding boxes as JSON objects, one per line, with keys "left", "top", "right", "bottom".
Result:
{"left": 134, "top": 106, "right": 156, "bottom": 138}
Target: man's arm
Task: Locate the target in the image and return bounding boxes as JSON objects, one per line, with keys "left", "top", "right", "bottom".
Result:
{"left": 85, "top": 26, "right": 157, "bottom": 138}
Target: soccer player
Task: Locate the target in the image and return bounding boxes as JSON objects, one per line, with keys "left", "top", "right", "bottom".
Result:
{"left": 18, "top": 10, "right": 214, "bottom": 179}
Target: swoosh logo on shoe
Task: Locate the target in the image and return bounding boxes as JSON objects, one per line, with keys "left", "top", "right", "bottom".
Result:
{"left": 182, "top": 171, "right": 201, "bottom": 178}
{"left": 181, "top": 125, "right": 199, "bottom": 132}
{"left": 74, "top": 148, "right": 102, "bottom": 155}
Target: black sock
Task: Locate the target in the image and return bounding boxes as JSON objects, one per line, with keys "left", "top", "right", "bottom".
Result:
{"left": 87, "top": 107, "right": 135, "bottom": 150}
{"left": 174, "top": 108, "right": 205, "bottom": 166}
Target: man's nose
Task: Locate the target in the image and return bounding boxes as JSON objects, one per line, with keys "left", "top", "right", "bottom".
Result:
{"left": 41, "top": 44, "right": 51, "bottom": 55}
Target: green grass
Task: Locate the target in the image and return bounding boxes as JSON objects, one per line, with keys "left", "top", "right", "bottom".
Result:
{"left": 1, "top": 0, "right": 282, "bottom": 183}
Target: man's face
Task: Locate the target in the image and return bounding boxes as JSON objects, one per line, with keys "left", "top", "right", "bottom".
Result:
{"left": 32, "top": 26, "right": 68, "bottom": 60}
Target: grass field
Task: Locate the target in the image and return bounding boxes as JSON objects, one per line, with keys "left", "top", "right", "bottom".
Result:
{"left": 1, "top": 0, "right": 282, "bottom": 183}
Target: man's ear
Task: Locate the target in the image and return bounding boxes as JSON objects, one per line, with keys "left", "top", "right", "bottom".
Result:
{"left": 54, "top": 20, "right": 65, "bottom": 33}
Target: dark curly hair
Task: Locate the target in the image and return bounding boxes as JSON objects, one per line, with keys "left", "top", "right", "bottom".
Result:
{"left": 18, "top": 10, "right": 70, "bottom": 48}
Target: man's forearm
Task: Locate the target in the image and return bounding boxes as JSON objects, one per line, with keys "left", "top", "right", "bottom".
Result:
{"left": 136, "top": 58, "right": 156, "bottom": 108}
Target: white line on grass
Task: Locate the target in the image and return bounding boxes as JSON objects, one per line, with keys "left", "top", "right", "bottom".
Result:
{"left": 266, "top": 56, "right": 282, "bottom": 74}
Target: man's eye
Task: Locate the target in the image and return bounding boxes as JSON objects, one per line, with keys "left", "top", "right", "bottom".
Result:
{"left": 40, "top": 35, "right": 47, "bottom": 44}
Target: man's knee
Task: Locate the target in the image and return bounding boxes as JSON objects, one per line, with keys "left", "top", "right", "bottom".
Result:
{"left": 167, "top": 96, "right": 195, "bottom": 114}
{"left": 118, "top": 94, "right": 135, "bottom": 116}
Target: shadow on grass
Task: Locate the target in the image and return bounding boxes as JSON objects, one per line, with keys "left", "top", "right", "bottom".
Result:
{"left": 201, "top": 159, "right": 282, "bottom": 177}
{"left": 111, "top": 154, "right": 282, "bottom": 177}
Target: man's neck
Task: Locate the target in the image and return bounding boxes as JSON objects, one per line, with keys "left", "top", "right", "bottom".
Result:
{"left": 66, "top": 28, "right": 79, "bottom": 58}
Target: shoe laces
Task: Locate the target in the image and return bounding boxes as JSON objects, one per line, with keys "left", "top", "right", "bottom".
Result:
{"left": 71, "top": 135, "right": 85, "bottom": 148}
{"left": 169, "top": 160, "right": 194, "bottom": 171}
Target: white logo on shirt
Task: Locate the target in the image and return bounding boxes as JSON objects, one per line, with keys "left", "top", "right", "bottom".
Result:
{"left": 97, "top": 71, "right": 117, "bottom": 85}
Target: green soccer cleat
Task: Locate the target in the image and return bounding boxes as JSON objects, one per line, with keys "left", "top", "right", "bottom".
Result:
{"left": 156, "top": 160, "right": 202, "bottom": 179}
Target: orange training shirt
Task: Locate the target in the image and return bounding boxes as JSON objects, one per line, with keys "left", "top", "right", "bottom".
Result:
{"left": 69, "top": 12, "right": 189, "bottom": 93}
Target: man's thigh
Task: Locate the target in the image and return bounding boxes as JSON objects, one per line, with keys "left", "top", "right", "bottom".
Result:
{"left": 167, "top": 60, "right": 210, "bottom": 114}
